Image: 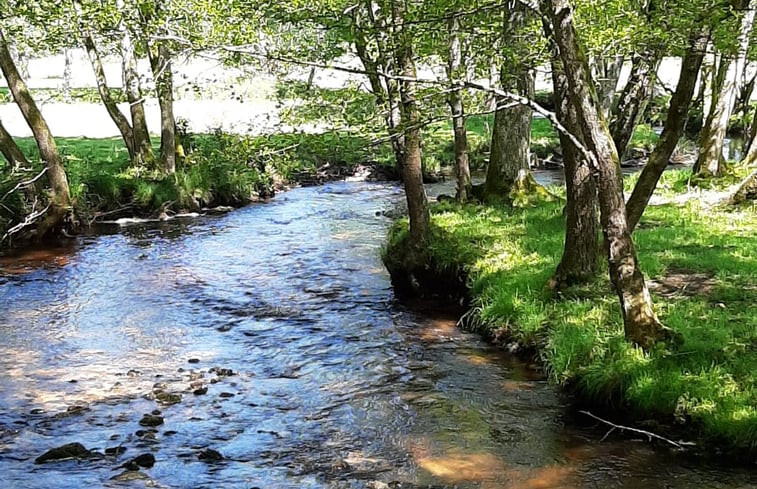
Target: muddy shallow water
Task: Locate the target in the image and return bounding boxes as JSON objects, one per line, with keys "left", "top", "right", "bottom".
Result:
{"left": 0, "top": 181, "right": 755, "bottom": 488}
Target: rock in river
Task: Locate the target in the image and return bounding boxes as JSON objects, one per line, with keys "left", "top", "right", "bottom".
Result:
{"left": 198, "top": 448, "right": 224, "bottom": 462}
{"left": 139, "top": 414, "right": 164, "bottom": 427}
{"left": 120, "top": 453, "right": 156, "bottom": 470}
{"left": 35, "top": 442, "right": 94, "bottom": 464}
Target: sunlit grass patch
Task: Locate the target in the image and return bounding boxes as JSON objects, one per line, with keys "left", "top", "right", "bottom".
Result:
{"left": 385, "top": 184, "right": 757, "bottom": 452}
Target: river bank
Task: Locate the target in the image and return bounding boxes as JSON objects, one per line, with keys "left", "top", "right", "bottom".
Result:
{"left": 383, "top": 172, "right": 757, "bottom": 459}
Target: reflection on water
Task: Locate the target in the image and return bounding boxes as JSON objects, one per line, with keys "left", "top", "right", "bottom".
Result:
{"left": 0, "top": 182, "right": 755, "bottom": 488}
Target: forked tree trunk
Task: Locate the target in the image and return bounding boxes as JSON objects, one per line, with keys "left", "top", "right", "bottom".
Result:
{"left": 549, "top": 56, "right": 599, "bottom": 288}
{"left": 446, "top": 16, "right": 471, "bottom": 202}
{"left": 611, "top": 52, "right": 660, "bottom": 159}
{"left": 148, "top": 42, "right": 176, "bottom": 174}
{"left": 392, "top": 0, "right": 429, "bottom": 251}
{"left": 0, "top": 30, "right": 71, "bottom": 238}
{"left": 542, "top": 0, "right": 668, "bottom": 349}
{"left": 694, "top": 0, "right": 755, "bottom": 177}
{"left": 626, "top": 27, "right": 709, "bottom": 232}
{"left": 0, "top": 119, "right": 29, "bottom": 168}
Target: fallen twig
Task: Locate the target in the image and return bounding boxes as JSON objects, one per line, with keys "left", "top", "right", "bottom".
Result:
{"left": 579, "top": 410, "right": 692, "bottom": 449}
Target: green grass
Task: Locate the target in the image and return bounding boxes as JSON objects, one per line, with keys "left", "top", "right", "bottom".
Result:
{"left": 384, "top": 175, "right": 757, "bottom": 453}
{"left": 0, "top": 129, "right": 396, "bottom": 233}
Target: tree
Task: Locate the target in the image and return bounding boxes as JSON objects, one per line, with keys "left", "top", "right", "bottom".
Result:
{"left": 391, "top": 0, "right": 429, "bottom": 252}
{"left": 0, "top": 29, "right": 71, "bottom": 239}
{"left": 73, "top": 0, "right": 137, "bottom": 159}
{"left": 445, "top": 14, "right": 471, "bottom": 202}
{"left": 0, "top": 119, "right": 29, "bottom": 168}
{"left": 482, "top": 3, "right": 537, "bottom": 201}
{"left": 548, "top": 51, "right": 599, "bottom": 289}
{"left": 541, "top": 0, "right": 669, "bottom": 349}
{"left": 626, "top": 26, "right": 710, "bottom": 231}
{"left": 693, "top": 0, "right": 756, "bottom": 178}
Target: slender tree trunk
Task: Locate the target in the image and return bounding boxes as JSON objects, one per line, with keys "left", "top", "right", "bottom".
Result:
{"left": 355, "top": 2, "right": 406, "bottom": 176}
{"left": 592, "top": 55, "right": 624, "bottom": 119}
{"left": 446, "top": 16, "right": 471, "bottom": 202}
{"left": 542, "top": 0, "right": 667, "bottom": 349}
{"left": 0, "top": 119, "right": 29, "bottom": 168}
{"left": 611, "top": 52, "right": 660, "bottom": 159}
{"left": 392, "top": 0, "right": 429, "bottom": 251}
{"left": 626, "top": 27, "right": 709, "bottom": 232}
{"left": 81, "top": 34, "right": 136, "bottom": 158}
{"left": 117, "top": 0, "right": 152, "bottom": 166}
{"left": 694, "top": 0, "right": 755, "bottom": 177}
{"left": 73, "top": 0, "right": 135, "bottom": 158}
{"left": 549, "top": 56, "right": 599, "bottom": 288}
{"left": 62, "top": 49, "right": 74, "bottom": 103}
{"left": 0, "top": 30, "right": 71, "bottom": 238}
{"left": 148, "top": 42, "right": 176, "bottom": 174}
{"left": 741, "top": 109, "right": 757, "bottom": 166}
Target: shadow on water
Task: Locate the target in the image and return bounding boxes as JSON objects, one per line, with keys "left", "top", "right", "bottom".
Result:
{"left": 0, "top": 181, "right": 755, "bottom": 488}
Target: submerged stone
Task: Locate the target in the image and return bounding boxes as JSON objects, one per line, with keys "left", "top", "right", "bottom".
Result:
{"left": 35, "top": 442, "right": 93, "bottom": 464}
{"left": 139, "top": 414, "right": 164, "bottom": 427}
{"left": 197, "top": 448, "right": 224, "bottom": 462}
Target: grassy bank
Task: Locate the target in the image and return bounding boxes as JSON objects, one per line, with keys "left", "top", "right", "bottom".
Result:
{"left": 384, "top": 173, "right": 757, "bottom": 454}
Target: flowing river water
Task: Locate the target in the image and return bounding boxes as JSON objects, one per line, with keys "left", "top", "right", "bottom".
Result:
{"left": 0, "top": 181, "right": 755, "bottom": 488}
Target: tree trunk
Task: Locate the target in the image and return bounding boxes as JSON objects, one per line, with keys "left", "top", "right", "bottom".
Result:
{"left": 117, "top": 0, "right": 153, "bottom": 166}
{"left": 592, "top": 55, "right": 624, "bottom": 119}
{"left": 446, "top": 16, "right": 471, "bottom": 202}
{"left": 62, "top": 49, "right": 74, "bottom": 103}
{"left": 542, "top": 0, "right": 667, "bottom": 349}
{"left": 549, "top": 55, "right": 599, "bottom": 288}
{"left": 741, "top": 109, "right": 757, "bottom": 166}
{"left": 354, "top": 2, "right": 406, "bottom": 176}
{"left": 148, "top": 42, "right": 177, "bottom": 174}
{"left": 392, "top": 0, "right": 429, "bottom": 251}
{"left": 626, "top": 27, "right": 709, "bottom": 232}
{"left": 694, "top": 0, "right": 755, "bottom": 177}
{"left": 0, "top": 119, "right": 29, "bottom": 168}
{"left": 483, "top": 5, "right": 534, "bottom": 201}
{"left": 0, "top": 30, "right": 71, "bottom": 238}
{"left": 483, "top": 89, "right": 532, "bottom": 200}
{"left": 610, "top": 52, "right": 659, "bottom": 159}
{"left": 81, "top": 33, "right": 136, "bottom": 158}
{"left": 730, "top": 168, "right": 757, "bottom": 203}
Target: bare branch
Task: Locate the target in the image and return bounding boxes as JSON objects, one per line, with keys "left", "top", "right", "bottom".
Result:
{"left": 1, "top": 167, "right": 46, "bottom": 202}
{"left": 579, "top": 410, "right": 693, "bottom": 449}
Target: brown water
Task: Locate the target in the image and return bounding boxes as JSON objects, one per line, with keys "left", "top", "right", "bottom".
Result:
{"left": 0, "top": 182, "right": 755, "bottom": 488}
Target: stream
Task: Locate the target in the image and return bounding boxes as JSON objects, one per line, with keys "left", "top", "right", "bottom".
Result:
{"left": 0, "top": 181, "right": 755, "bottom": 488}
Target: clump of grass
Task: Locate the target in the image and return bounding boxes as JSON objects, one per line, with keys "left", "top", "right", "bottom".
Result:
{"left": 385, "top": 188, "right": 757, "bottom": 453}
